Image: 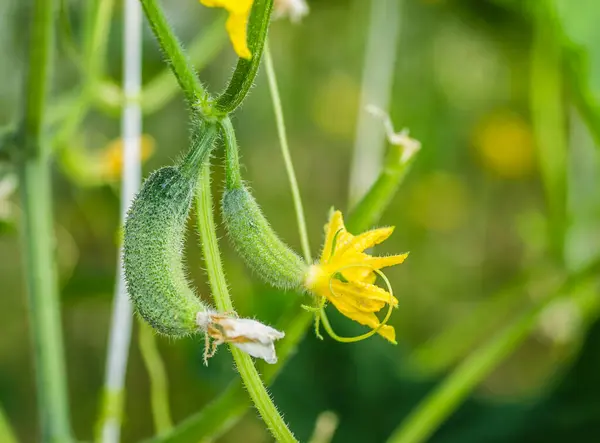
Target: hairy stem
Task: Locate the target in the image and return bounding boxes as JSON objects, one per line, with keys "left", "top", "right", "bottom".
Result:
{"left": 139, "top": 0, "right": 208, "bottom": 105}
{"left": 195, "top": 160, "right": 297, "bottom": 443}
{"left": 215, "top": 0, "right": 274, "bottom": 114}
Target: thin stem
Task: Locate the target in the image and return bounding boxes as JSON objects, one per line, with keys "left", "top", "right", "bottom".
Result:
{"left": 139, "top": 0, "right": 208, "bottom": 105}
{"left": 348, "top": 0, "right": 402, "bottom": 205}
{"left": 195, "top": 160, "right": 297, "bottom": 443}
{"left": 215, "top": 0, "right": 274, "bottom": 114}
{"left": 16, "top": 0, "right": 73, "bottom": 439}
{"left": 386, "top": 257, "right": 600, "bottom": 443}
{"left": 138, "top": 321, "right": 173, "bottom": 435}
{"left": 98, "top": 0, "right": 143, "bottom": 441}
{"left": 264, "top": 42, "right": 311, "bottom": 263}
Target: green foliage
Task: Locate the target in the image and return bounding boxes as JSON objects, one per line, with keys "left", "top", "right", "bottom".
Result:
{"left": 222, "top": 185, "right": 307, "bottom": 290}
{"left": 123, "top": 124, "right": 217, "bottom": 336}
{"left": 548, "top": 0, "right": 600, "bottom": 144}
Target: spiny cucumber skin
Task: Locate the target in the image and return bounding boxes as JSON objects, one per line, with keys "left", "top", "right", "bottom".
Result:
{"left": 222, "top": 186, "right": 307, "bottom": 290}
{"left": 124, "top": 166, "right": 203, "bottom": 337}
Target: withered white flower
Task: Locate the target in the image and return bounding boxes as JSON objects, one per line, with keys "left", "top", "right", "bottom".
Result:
{"left": 273, "top": 0, "right": 309, "bottom": 23}
{"left": 196, "top": 311, "right": 285, "bottom": 365}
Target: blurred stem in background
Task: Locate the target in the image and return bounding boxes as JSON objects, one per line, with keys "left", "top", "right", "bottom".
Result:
{"left": 97, "top": 0, "right": 144, "bottom": 441}
{"left": 0, "top": 406, "right": 17, "bottom": 443}
{"left": 264, "top": 41, "right": 311, "bottom": 263}
{"left": 138, "top": 321, "right": 173, "bottom": 435}
{"left": 387, "top": 257, "right": 600, "bottom": 443}
{"left": 53, "top": 0, "right": 116, "bottom": 148}
{"left": 15, "top": 0, "right": 73, "bottom": 439}
{"left": 348, "top": 0, "right": 401, "bottom": 206}
{"left": 531, "top": 2, "right": 567, "bottom": 262}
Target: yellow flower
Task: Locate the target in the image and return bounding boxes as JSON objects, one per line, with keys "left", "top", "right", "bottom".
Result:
{"left": 99, "top": 135, "right": 155, "bottom": 181}
{"left": 304, "top": 210, "right": 409, "bottom": 344}
{"left": 200, "top": 0, "right": 254, "bottom": 59}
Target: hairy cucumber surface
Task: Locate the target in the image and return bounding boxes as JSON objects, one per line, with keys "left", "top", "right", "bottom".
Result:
{"left": 222, "top": 186, "right": 306, "bottom": 290}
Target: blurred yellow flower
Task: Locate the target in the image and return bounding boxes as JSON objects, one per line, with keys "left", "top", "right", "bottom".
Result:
{"left": 473, "top": 111, "right": 535, "bottom": 178}
{"left": 200, "top": 0, "right": 253, "bottom": 59}
{"left": 408, "top": 172, "right": 469, "bottom": 232}
{"left": 98, "top": 135, "right": 155, "bottom": 181}
{"left": 304, "top": 210, "right": 408, "bottom": 343}
{"left": 59, "top": 135, "right": 155, "bottom": 187}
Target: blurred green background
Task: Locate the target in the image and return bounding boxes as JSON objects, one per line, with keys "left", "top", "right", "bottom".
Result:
{"left": 2, "top": 0, "right": 600, "bottom": 441}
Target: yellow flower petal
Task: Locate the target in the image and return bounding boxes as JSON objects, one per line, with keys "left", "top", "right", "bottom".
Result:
{"left": 354, "top": 253, "right": 410, "bottom": 271}
{"left": 200, "top": 0, "right": 252, "bottom": 14}
{"left": 200, "top": 0, "right": 254, "bottom": 59}
{"left": 331, "top": 279, "right": 398, "bottom": 308}
{"left": 225, "top": 12, "right": 251, "bottom": 59}
{"left": 321, "top": 210, "right": 349, "bottom": 262}
{"left": 327, "top": 295, "right": 396, "bottom": 343}
{"left": 337, "top": 226, "right": 395, "bottom": 255}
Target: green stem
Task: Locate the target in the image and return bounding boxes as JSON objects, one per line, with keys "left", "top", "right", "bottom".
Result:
{"left": 141, "top": 17, "right": 227, "bottom": 114}
{"left": 16, "top": 0, "right": 72, "bottom": 440}
{"left": 138, "top": 321, "right": 173, "bottom": 435}
{"left": 264, "top": 42, "right": 312, "bottom": 263}
{"left": 530, "top": 2, "right": 567, "bottom": 262}
{"left": 146, "top": 304, "right": 311, "bottom": 443}
{"left": 139, "top": 0, "right": 208, "bottom": 106}
{"left": 347, "top": 143, "right": 418, "bottom": 233}
{"left": 0, "top": 406, "right": 17, "bottom": 443}
{"left": 386, "top": 258, "right": 600, "bottom": 443}
{"left": 195, "top": 160, "right": 297, "bottom": 443}
{"left": 215, "top": 0, "right": 274, "bottom": 114}
{"left": 221, "top": 117, "right": 243, "bottom": 189}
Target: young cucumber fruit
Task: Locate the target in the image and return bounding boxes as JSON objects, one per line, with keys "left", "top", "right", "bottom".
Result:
{"left": 222, "top": 185, "right": 307, "bottom": 290}
{"left": 123, "top": 124, "right": 216, "bottom": 336}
